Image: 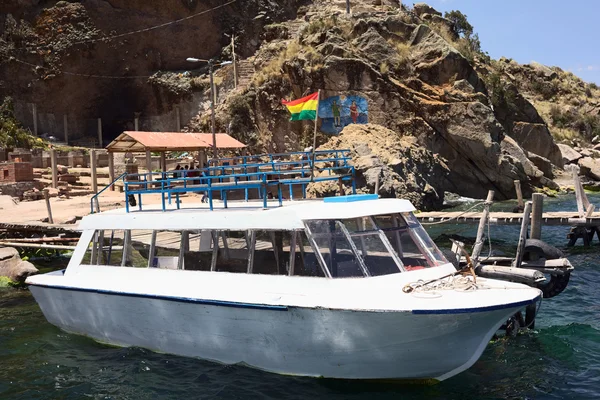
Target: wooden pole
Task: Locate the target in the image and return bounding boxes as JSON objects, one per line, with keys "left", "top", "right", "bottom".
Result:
{"left": 346, "top": 0, "right": 350, "bottom": 15}
{"left": 43, "top": 189, "right": 54, "bottom": 224}
{"left": 530, "top": 193, "right": 544, "bottom": 240}
{"left": 160, "top": 152, "right": 167, "bottom": 172}
{"left": 232, "top": 34, "right": 237, "bottom": 88}
{"left": 146, "top": 150, "right": 153, "bottom": 181}
{"left": 310, "top": 90, "right": 321, "bottom": 180}
{"left": 90, "top": 149, "right": 98, "bottom": 193}
{"left": 63, "top": 114, "right": 69, "bottom": 144}
{"left": 471, "top": 190, "right": 494, "bottom": 263}
{"left": 32, "top": 103, "right": 38, "bottom": 136}
{"left": 108, "top": 152, "right": 115, "bottom": 191}
{"left": 175, "top": 106, "right": 181, "bottom": 132}
{"left": 514, "top": 180, "right": 524, "bottom": 209}
{"left": 374, "top": 172, "right": 380, "bottom": 194}
{"left": 97, "top": 118, "right": 103, "bottom": 148}
{"left": 134, "top": 117, "right": 139, "bottom": 131}
{"left": 50, "top": 149, "right": 58, "bottom": 188}
{"left": 513, "top": 201, "right": 532, "bottom": 268}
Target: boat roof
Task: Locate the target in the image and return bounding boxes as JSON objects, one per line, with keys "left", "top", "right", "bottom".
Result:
{"left": 78, "top": 197, "right": 416, "bottom": 231}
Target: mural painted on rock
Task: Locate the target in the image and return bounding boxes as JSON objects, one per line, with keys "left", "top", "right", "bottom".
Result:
{"left": 318, "top": 95, "right": 368, "bottom": 134}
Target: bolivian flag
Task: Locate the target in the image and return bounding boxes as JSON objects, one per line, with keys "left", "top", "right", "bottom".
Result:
{"left": 282, "top": 92, "right": 319, "bottom": 121}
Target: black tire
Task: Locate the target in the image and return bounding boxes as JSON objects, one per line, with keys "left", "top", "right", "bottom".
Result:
{"left": 523, "top": 239, "right": 563, "bottom": 260}
{"left": 536, "top": 272, "right": 571, "bottom": 298}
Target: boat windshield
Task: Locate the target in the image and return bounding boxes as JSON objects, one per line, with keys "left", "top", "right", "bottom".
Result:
{"left": 304, "top": 213, "right": 448, "bottom": 278}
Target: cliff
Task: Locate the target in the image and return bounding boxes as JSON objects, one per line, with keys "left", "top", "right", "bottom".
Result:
{"left": 2, "top": 1, "right": 599, "bottom": 208}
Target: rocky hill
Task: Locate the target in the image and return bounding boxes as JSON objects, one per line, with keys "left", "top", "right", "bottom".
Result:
{"left": 2, "top": 1, "right": 600, "bottom": 209}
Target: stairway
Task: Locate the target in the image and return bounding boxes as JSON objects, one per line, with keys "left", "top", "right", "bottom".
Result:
{"left": 236, "top": 58, "right": 256, "bottom": 91}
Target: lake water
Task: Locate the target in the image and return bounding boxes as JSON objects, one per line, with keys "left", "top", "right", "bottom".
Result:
{"left": 1, "top": 195, "right": 600, "bottom": 399}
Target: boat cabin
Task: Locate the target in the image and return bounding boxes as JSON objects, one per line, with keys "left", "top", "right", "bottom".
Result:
{"left": 71, "top": 196, "right": 449, "bottom": 279}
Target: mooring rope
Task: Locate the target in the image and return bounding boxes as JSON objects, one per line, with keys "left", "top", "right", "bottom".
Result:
{"left": 420, "top": 201, "right": 487, "bottom": 225}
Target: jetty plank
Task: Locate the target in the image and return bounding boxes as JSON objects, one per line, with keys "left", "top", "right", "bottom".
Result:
{"left": 417, "top": 211, "right": 600, "bottom": 227}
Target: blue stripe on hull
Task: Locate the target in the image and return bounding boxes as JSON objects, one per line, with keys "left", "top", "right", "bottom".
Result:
{"left": 28, "top": 283, "right": 289, "bottom": 311}
{"left": 411, "top": 295, "right": 540, "bottom": 315}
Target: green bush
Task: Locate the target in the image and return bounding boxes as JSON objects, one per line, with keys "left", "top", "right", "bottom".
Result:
{"left": 0, "top": 97, "right": 46, "bottom": 149}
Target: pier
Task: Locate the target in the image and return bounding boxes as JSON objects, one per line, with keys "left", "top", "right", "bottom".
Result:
{"left": 416, "top": 211, "right": 600, "bottom": 226}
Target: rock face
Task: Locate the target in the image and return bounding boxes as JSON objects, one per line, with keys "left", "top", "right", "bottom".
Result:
{"left": 558, "top": 144, "right": 583, "bottom": 165}
{"left": 508, "top": 122, "right": 563, "bottom": 167}
{"left": 578, "top": 157, "right": 600, "bottom": 181}
{"left": 311, "top": 124, "right": 450, "bottom": 210}
{"left": 417, "top": 101, "right": 533, "bottom": 199}
{"left": 413, "top": 3, "right": 442, "bottom": 17}
{"left": 410, "top": 25, "right": 484, "bottom": 92}
{"left": 0, "top": 247, "right": 38, "bottom": 283}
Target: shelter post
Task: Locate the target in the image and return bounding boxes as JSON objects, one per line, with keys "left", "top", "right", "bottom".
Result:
{"left": 146, "top": 150, "right": 153, "bottom": 181}
{"left": 160, "top": 152, "right": 167, "bottom": 172}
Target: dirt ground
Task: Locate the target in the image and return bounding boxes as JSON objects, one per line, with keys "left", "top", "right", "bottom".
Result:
{"left": 0, "top": 191, "right": 191, "bottom": 225}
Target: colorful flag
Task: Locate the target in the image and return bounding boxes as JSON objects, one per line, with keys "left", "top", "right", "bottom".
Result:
{"left": 282, "top": 92, "right": 319, "bottom": 121}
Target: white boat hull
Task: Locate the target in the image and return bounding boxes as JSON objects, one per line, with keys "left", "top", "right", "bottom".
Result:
{"left": 29, "top": 281, "right": 533, "bottom": 381}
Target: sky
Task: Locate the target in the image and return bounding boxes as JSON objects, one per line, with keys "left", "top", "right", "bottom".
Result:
{"left": 424, "top": 0, "right": 600, "bottom": 84}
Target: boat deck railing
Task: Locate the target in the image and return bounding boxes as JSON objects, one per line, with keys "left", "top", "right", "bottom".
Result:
{"left": 94, "top": 150, "right": 357, "bottom": 213}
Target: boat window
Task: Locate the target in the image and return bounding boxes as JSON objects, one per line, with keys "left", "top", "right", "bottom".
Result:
{"left": 304, "top": 213, "right": 448, "bottom": 277}
{"left": 400, "top": 213, "right": 448, "bottom": 267}
{"left": 78, "top": 228, "right": 326, "bottom": 277}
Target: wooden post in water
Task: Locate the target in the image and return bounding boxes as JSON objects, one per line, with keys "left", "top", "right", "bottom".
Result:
{"left": 108, "top": 152, "right": 115, "bottom": 191}
{"left": 175, "top": 106, "right": 181, "bottom": 132}
{"left": 531, "top": 193, "right": 544, "bottom": 240}
{"left": 90, "top": 149, "right": 98, "bottom": 193}
{"left": 50, "top": 149, "right": 58, "bottom": 189}
{"left": 514, "top": 180, "right": 524, "bottom": 210}
{"left": 513, "top": 201, "right": 532, "bottom": 268}
{"left": 43, "top": 189, "right": 54, "bottom": 224}
{"left": 471, "top": 190, "right": 494, "bottom": 263}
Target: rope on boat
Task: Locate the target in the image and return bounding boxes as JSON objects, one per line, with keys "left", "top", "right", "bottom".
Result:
{"left": 405, "top": 274, "right": 479, "bottom": 297}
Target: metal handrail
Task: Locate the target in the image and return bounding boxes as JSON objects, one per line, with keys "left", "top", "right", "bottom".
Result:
{"left": 90, "top": 172, "right": 127, "bottom": 214}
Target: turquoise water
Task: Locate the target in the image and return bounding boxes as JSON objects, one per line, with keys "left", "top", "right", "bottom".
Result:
{"left": 2, "top": 195, "right": 600, "bottom": 399}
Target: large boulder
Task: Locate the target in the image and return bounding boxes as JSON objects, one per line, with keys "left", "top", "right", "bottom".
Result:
{"left": 578, "top": 157, "right": 600, "bottom": 181}
{"left": 557, "top": 143, "right": 582, "bottom": 165}
{"left": 0, "top": 247, "right": 38, "bottom": 283}
{"left": 312, "top": 124, "right": 450, "bottom": 210}
{"left": 508, "top": 122, "right": 564, "bottom": 167}
{"left": 500, "top": 136, "right": 543, "bottom": 179}
{"left": 527, "top": 153, "right": 554, "bottom": 179}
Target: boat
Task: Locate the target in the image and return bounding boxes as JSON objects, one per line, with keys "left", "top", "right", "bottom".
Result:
{"left": 26, "top": 150, "right": 541, "bottom": 382}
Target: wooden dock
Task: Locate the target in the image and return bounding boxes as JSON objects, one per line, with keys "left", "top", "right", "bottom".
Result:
{"left": 416, "top": 211, "right": 600, "bottom": 226}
